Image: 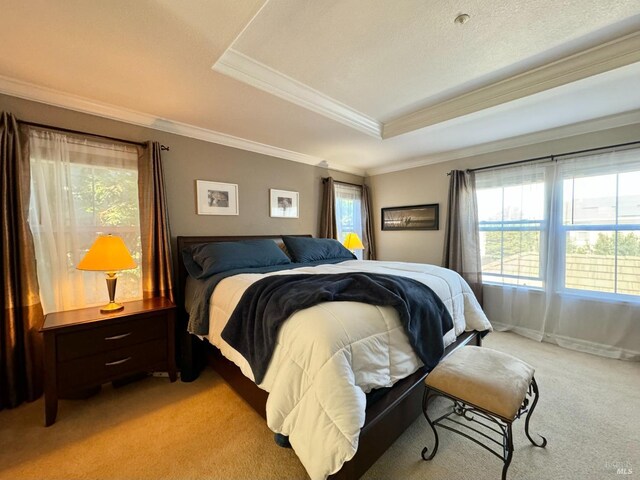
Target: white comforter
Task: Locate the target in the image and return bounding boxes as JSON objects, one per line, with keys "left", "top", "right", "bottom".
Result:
{"left": 204, "top": 260, "right": 491, "bottom": 479}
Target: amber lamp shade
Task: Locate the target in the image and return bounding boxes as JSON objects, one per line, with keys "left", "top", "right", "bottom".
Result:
{"left": 77, "top": 234, "right": 137, "bottom": 313}
{"left": 343, "top": 232, "right": 365, "bottom": 251}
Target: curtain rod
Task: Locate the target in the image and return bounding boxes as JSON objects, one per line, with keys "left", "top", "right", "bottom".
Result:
{"left": 323, "top": 177, "right": 363, "bottom": 188}
{"left": 19, "top": 120, "right": 170, "bottom": 151}
{"left": 447, "top": 139, "right": 640, "bottom": 176}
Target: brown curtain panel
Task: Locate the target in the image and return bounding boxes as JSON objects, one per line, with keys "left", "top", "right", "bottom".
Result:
{"left": 1, "top": 113, "right": 44, "bottom": 409}
{"left": 137, "top": 141, "right": 174, "bottom": 303}
{"left": 442, "top": 170, "right": 483, "bottom": 304}
{"left": 319, "top": 177, "right": 337, "bottom": 239}
{"left": 361, "top": 184, "right": 377, "bottom": 260}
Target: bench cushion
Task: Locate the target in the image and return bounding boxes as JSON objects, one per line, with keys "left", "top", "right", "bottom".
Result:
{"left": 425, "top": 346, "right": 534, "bottom": 421}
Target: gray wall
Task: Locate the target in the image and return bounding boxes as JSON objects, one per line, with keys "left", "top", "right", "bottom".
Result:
{"left": 368, "top": 122, "right": 640, "bottom": 264}
{"left": 0, "top": 93, "right": 363, "bottom": 254}
{"left": 5, "top": 91, "right": 637, "bottom": 268}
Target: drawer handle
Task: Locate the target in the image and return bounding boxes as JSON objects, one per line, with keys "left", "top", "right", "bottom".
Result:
{"left": 105, "top": 357, "right": 131, "bottom": 366}
{"left": 104, "top": 332, "right": 132, "bottom": 341}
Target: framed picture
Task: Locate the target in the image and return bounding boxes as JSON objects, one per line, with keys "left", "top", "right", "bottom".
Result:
{"left": 270, "top": 189, "right": 299, "bottom": 218}
{"left": 381, "top": 204, "right": 439, "bottom": 231}
{"left": 196, "top": 180, "right": 239, "bottom": 215}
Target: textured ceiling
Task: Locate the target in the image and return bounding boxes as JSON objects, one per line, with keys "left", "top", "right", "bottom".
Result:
{"left": 0, "top": 0, "right": 639, "bottom": 175}
{"left": 232, "top": 0, "right": 640, "bottom": 120}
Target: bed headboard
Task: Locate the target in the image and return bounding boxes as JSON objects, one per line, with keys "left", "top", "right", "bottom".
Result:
{"left": 175, "top": 234, "right": 312, "bottom": 319}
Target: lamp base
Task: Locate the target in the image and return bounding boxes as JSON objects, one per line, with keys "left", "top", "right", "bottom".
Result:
{"left": 100, "top": 301, "right": 124, "bottom": 314}
{"left": 101, "top": 272, "right": 124, "bottom": 313}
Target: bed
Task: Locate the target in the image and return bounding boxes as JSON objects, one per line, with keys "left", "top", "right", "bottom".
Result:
{"left": 176, "top": 234, "right": 491, "bottom": 480}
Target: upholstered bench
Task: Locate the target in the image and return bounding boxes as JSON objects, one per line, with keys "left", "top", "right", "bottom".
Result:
{"left": 422, "top": 346, "right": 546, "bottom": 480}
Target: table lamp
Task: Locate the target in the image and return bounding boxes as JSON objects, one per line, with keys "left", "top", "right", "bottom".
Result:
{"left": 77, "top": 234, "right": 137, "bottom": 313}
{"left": 343, "top": 232, "right": 364, "bottom": 252}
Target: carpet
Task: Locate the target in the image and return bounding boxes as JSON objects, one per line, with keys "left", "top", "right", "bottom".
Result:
{"left": 1, "top": 332, "right": 638, "bottom": 479}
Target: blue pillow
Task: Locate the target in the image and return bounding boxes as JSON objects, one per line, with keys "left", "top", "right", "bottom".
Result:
{"left": 282, "top": 236, "right": 356, "bottom": 263}
{"left": 183, "top": 239, "right": 291, "bottom": 279}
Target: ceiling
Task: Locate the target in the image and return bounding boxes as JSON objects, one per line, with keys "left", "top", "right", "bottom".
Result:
{"left": 1, "top": 0, "right": 639, "bottom": 176}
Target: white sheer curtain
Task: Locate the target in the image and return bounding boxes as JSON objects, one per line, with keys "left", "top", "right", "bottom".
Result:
{"left": 477, "top": 147, "right": 640, "bottom": 360}
{"left": 28, "top": 129, "right": 142, "bottom": 314}
{"left": 334, "top": 183, "right": 364, "bottom": 260}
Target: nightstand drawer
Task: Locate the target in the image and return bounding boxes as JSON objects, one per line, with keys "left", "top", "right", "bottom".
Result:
{"left": 57, "top": 314, "right": 167, "bottom": 362}
{"left": 57, "top": 338, "right": 167, "bottom": 391}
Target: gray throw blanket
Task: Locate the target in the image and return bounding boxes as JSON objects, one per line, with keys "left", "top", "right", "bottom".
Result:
{"left": 221, "top": 272, "right": 454, "bottom": 384}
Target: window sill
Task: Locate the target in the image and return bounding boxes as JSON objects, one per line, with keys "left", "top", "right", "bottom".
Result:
{"left": 482, "top": 282, "right": 544, "bottom": 293}
{"left": 483, "top": 283, "right": 640, "bottom": 305}
{"left": 558, "top": 289, "right": 640, "bottom": 305}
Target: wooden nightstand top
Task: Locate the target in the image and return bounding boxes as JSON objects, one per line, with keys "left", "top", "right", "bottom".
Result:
{"left": 41, "top": 297, "right": 175, "bottom": 331}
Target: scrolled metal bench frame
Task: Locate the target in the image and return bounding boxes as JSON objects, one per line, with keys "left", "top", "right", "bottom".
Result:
{"left": 422, "top": 376, "right": 547, "bottom": 480}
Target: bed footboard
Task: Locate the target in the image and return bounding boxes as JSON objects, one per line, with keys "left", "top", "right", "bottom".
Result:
{"left": 190, "top": 329, "right": 485, "bottom": 479}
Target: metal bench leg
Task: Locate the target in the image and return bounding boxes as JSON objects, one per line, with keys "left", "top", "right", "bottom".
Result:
{"left": 501, "top": 423, "right": 514, "bottom": 480}
{"left": 421, "top": 388, "right": 440, "bottom": 461}
{"left": 423, "top": 376, "right": 547, "bottom": 477}
{"left": 525, "top": 377, "right": 547, "bottom": 448}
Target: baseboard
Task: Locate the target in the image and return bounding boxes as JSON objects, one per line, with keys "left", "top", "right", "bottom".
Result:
{"left": 491, "top": 322, "right": 544, "bottom": 342}
{"left": 492, "top": 322, "right": 640, "bottom": 361}
{"left": 545, "top": 333, "right": 640, "bottom": 361}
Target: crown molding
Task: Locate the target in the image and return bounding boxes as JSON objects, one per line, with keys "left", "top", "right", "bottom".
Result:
{"left": 367, "top": 109, "right": 640, "bottom": 176}
{"left": 0, "top": 74, "right": 365, "bottom": 176}
{"left": 213, "top": 49, "right": 382, "bottom": 138}
{"left": 383, "top": 31, "right": 640, "bottom": 139}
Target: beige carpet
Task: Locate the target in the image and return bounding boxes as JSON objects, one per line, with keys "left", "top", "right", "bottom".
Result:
{"left": 1, "top": 332, "right": 638, "bottom": 480}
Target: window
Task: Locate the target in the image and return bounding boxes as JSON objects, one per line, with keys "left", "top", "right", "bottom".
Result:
{"left": 476, "top": 147, "right": 640, "bottom": 299}
{"left": 334, "top": 182, "right": 364, "bottom": 259}
{"left": 28, "top": 129, "right": 142, "bottom": 313}
{"left": 560, "top": 166, "right": 640, "bottom": 296}
{"left": 476, "top": 167, "right": 546, "bottom": 287}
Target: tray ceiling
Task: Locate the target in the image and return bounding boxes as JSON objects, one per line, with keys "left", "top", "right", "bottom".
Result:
{"left": 1, "top": 0, "right": 639, "bottom": 175}
{"left": 228, "top": 0, "right": 640, "bottom": 121}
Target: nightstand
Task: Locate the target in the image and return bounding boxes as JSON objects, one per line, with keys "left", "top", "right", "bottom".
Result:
{"left": 40, "top": 297, "right": 177, "bottom": 426}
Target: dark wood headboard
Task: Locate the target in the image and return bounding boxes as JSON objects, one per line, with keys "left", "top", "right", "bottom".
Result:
{"left": 175, "top": 234, "right": 310, "bottom": 382}
{"left": 175, "top": 234, "right": 312, "bottom": 319}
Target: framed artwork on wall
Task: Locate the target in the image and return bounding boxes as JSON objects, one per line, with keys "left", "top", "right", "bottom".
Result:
{"left": 270, "top": 189, "right": 299, "bottom": 218}
{"left": 196, "top": 180, "right": 239, "bottom": 215}
{"left": 381, "top": 204, "right": 439, "bottom": 230}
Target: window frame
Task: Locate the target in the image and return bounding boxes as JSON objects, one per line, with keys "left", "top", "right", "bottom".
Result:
{"left": 28, "top": 128, "right": 143, "bottom": 313}
{"left": 333, "top": 182, "right": 364, "bottom": 260}
{"left": 476, "top": 152, "right": 640, "bottom": 301}
{"left": 556, "top": 172, "right": 640, "bottom": 300}
{"left": 477, "top": 177, "right": 547, "bottom": 288}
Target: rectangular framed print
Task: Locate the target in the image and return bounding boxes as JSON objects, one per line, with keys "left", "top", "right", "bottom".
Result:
{"left": 270, "top": 189, "right": 299, "bottom": 218}
{"left": 196, "top": 180, "right": 239, "bottom": 215}
{"left": 381, "top": 204, "right": 439, "bottom": 230}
